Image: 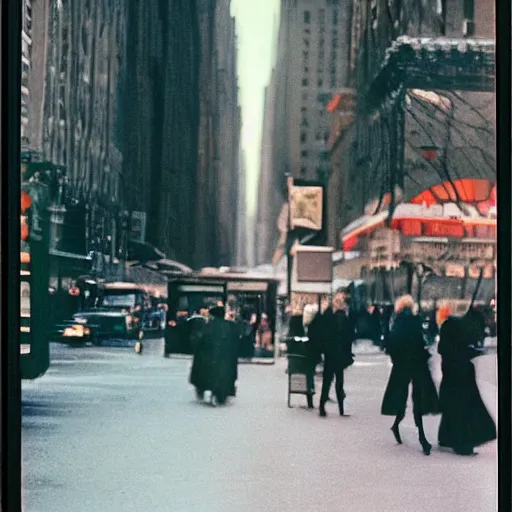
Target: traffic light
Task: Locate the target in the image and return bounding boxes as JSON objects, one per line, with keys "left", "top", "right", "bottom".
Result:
{"left": 21, "top": 190, "right": 32, "bottom": 241}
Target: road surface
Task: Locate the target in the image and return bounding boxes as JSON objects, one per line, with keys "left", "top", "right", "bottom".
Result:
{"left": 22, "top": 338, "right": 497, "bottom": 512}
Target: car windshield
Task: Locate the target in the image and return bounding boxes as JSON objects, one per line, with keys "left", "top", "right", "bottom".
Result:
{"left": 101, "top": 293, "right": 137, "bottom": 308}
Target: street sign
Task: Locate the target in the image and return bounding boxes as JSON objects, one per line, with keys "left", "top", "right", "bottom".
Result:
{"left": 130, "top": 211, "right": 147, "bottom": 243}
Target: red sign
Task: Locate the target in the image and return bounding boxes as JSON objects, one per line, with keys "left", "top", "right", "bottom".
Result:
{"left": 400, "top": 219, "right": 422, "bottom": 236}
{"left": 424, "top": 222, "right": 464, "bottom": 238}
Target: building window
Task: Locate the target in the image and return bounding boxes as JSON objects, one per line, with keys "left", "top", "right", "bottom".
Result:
{"left": 302, "top": 78, "right": 309, "bottom": 87}
{"left": 301, "top": 132, "right": 307, "bottom": 143}
{"left": 304, "top": 66, "right": 309, "bottom": 73}
{"left": 318, "top": 78, "right": 324, "bottom": 87}
{"left": 301, "top": 117, "right": 309, "bottom": 127}
{"left": 304, "top": 38, "right": 310, "bottom": 47}
{"left": 305, "top": 28, "right": 311, "bottom": 35}
{"left": 333, "top": 9, "right": 339, "bottom": 25}
{"left": 302, "top": 92, "right": 308, "bottom": 101}
{"left": 301, "top": 106, "right": 308, "bottom": 112}
{"left": 304, "top": 10, "right": 311, "bottom": 23}
{"left": 301, "top": 150, "right": 309, "bottom": 158}
{"left": 371, "top": 0, "right": 378, "bottom": 30}
{"left": 300, "top": 166, "right": 307, "bottom": 175}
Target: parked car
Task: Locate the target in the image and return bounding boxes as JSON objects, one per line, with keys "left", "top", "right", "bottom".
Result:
{"left": 142, "top": 296, "right": 167, "bottom": 333}
{"left": 51, "top": 314, "right": 93, "bottom": 346}
{"left": 52, "top": 310, "right": 144, "bottom": 347}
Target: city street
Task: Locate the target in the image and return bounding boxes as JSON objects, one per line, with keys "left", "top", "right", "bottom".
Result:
{"left": 22, "top": 339, "right": 497, "bottom": 512}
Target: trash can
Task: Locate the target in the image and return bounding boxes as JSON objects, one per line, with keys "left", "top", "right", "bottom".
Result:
{"left": 285, "top": 336, "right": 315, "bottom": 408}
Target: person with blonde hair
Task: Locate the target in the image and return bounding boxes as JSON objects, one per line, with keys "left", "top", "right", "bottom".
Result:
{"left": 381, "top": 294, "right": 439, "bottom": 455}
{"left": 317, "top": 289, "right": 356, "bottom": 417}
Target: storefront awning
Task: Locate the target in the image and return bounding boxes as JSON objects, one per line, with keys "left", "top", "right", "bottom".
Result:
{"left": 127, "top": 241, "right": 166, "bottom": 263}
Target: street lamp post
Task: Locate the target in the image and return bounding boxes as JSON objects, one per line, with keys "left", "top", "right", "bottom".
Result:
{"left": 285, "top": 173, "right": 292, "bottom": 304}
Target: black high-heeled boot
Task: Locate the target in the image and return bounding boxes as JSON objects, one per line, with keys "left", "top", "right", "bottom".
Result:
{"left": 415, "top": 412, "right": 432, "bottom": 455}
{"left": 419, "top": 435, "right": 432, "bottom": 456}
{"left": 391, "top": 414, "right": 404, "bottom": 444}
{"left": 307, "top": 394, "right": 314, "bottom": 409}
{"left": 319, "top": 402, "right": 327, "bottom": 417}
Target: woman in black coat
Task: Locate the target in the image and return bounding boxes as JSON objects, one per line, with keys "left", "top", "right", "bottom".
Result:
{"left": 381, "top": 295, "right": 439, "bottom": 455}
{"left": 437, "top": 315, "right": 496, "bottom": 455}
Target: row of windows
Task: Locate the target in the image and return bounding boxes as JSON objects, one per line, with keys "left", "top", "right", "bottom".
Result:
{"left": 300, "top": 131, "right": 330, "bottom": 144}
{"left": 302, "top": 77, "right": 337, "bottom": 88}
{"left": 304, "top": 9, "right": 340, "bottom": 25}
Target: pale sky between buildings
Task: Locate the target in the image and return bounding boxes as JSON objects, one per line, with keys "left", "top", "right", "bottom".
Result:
{"left": 231, "top": 0, "right": 280, "bottom": 217}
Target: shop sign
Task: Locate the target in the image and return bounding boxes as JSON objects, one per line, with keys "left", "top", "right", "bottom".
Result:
{"left": 445, "top": 264, "right": 465, "bottom": 278}
{"left": 424, "top": 221, "right": 464, "bottom": 238}
{"left": 130, "top": 211, "right": 147, "bottom": 243}
{"left": 288, "top": 182, "right": 323, "bottom": 231}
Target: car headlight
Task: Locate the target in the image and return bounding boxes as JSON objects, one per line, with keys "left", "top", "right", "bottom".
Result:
{"left": 63, "top": 325, "right": 85, "bottom": 337}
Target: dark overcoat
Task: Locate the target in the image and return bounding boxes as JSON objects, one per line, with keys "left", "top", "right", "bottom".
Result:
{"left": 437, "top": 316, "right": 496, "bottom": 449}
{"left": 381, "top": 309, "right": 439, "bottom": 416}
{"left": 238, "top": 319, "right": 255, "bottom": 359}
{"left": 189, "top": 317, "right": 209, "bottom": 391}
{"left": 189, "top": 317, "right": 239, "bottom": 399}
{"left": 320, "top": 308, "right": 355, "bottom": 371}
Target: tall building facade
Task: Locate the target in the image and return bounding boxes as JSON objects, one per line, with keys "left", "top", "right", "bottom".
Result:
{"left": 273, "top": 0, "right": 352, "bottom": 182}
{"left": 122, "top": 0, "right": 201, "bottom": 265}
{"left": 23, "top": 0, "right": 127, "bottom": 261}
{"left": 256, "top": 0, "right": 353, "bottom": 263}
{"left": 326, "top": 0, "right": 496, "bottom": 248}
{"left": 33, "top": 0, "right": 126, "bottom": 207}
{"left": 256, "top": 78, "right": 283, "bottom": 265}
{"left": 25, "top": 0, "right": 241, "bottom": 268}
{"left": 235, "top": 148, "right": 248, "bottom": 267}
{"left": 21, "top": 0, "right": 33, "bottom": 141}
{"left": 195, "top": 0, "right": 241, "bottom": 268}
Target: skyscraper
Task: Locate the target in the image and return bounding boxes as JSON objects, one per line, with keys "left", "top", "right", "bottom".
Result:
{"left": 256, "top": 0, "right": 353, "bottom": 263}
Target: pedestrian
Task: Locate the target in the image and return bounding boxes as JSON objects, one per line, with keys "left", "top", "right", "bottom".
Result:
{"left": 437, "top": 315, "right": 496, "bottom": 455}
{"left": 238, "top": 306, "right": 255, "bottom": 359}
{"left": 303, "top": 304, "right": 322, "bottom": 409}
{"left": 201, "top": 304, "right": 239, "bottom": 406}
{"left": 318, "top": 289, "right": 356, "bottom": 418}
{"left": 189, "top": 313, "right": 209, "bottom": 401}
{"left": 256, "top": 313, "right": 273, "bottom": 353}
{"left": 381, "top": 294, "right": 439, "bottom": 455}
{"left": 369, "top": 304, "right": 382, "bottom": 347}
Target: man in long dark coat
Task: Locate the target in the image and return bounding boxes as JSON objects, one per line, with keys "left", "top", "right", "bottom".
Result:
{"left": 318, "top": 290, "right": 356, "bottom": 417}
{"left": 189, "top": 314, "right": 209, "bottom": 400}
{"left": 201, "top": 305, "right": 239, "bottom": 406}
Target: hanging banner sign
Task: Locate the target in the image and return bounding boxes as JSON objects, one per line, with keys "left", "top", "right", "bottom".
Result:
{"left": 289, "top": 185, "right": 323, "bottom": 230}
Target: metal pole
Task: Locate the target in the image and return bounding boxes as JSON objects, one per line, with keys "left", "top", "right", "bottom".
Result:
{"left": 286, "top": 174, "right": 292, "bottom": 304}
